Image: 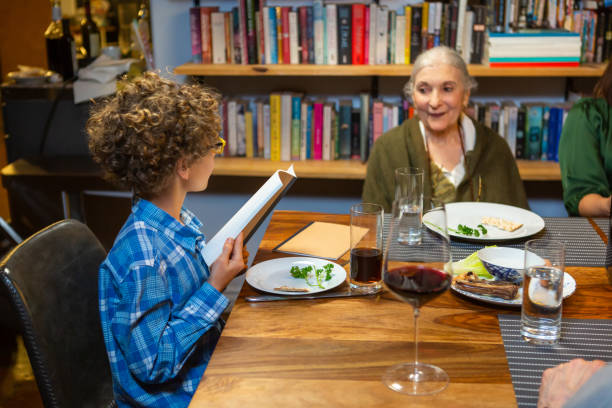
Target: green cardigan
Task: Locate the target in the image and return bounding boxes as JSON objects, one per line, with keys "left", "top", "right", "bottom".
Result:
{"left": 362, "top": 116, "right": 529, "bottom": 212}
{"left": 559, "top": 98, "right": 612, "bottom": 216}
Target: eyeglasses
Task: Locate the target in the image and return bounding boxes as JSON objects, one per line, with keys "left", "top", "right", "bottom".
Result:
{"left": 210, "top": 138, "right": 225, "bottom": 154}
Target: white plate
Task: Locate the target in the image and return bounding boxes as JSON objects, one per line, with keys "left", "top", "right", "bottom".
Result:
{"left": 451, "top": 272, "right": 576, "bottom": 307}
{"left": 423, "top": 202, "right": 545, "bottom": 241}
{"left": 246, "top": 257, "right": 347, "bottom": 295}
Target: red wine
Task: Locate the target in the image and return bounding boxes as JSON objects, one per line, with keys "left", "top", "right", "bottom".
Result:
{"left": 384, "top": 265, "right": 451, "bottom": 308}
{"left": 350, "top": 247, "right": 382, "bottom": 284}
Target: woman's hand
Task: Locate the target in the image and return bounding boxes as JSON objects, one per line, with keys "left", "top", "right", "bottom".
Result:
{"left": 537, "top": 358, "right": 606, "bottom": 408}
{"left": 208, "top": 232, "right": 246, "bottom": 292}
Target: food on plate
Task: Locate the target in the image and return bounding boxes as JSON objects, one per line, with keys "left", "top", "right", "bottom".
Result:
{"left": 451, "top": 249, "right": 494, "bottom": 279}
{"left": 273, "top": 286, "right": 309, "bottom": 292}
{"left": 453, "top": 271, "right": 519, "bottom": 300}
{"left": 290, "top": 263, "right": 335, "bottom": 289}
{"left": 481, "top": 216, "right": 523, "bottom": 232}
{"left": 451, "top": 223, "right": 488, "bottom": 237}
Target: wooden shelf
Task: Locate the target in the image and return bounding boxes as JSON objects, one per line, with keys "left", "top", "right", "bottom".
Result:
{"left": 212, "top": 157, "right": 561, "bottom": 181}
{"left": 175, "top": 63, "right": 606, "bottom": 77}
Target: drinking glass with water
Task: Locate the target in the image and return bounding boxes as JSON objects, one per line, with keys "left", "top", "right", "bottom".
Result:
{"left": 521, "top": 239, "right": 565, "bottom": 345}
{"left": 394, "top": 167, "right": 424, "bottom": 245}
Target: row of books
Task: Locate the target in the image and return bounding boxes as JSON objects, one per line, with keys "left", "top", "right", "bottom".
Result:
{"left": 488, "top": 31, "right": 582, "bottom": 67}
{"left": 218, "top": 92, "right": 570, "bottom": 163}
{"left": 189, "top": 0, "right": 612, "bottom": 66}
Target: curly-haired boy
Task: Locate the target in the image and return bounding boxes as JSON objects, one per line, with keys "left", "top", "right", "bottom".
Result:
{"left": 88, "top": 72, "right": 245, "bottom": 407}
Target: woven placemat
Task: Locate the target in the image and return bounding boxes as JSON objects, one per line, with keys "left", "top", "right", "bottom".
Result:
{"left": 498, "top": 315, "right": 612, "bottom": 408}
{"left": 592, "top": 217, "right": 609, "bottom": 238}
{"left": 383, "top": 216, "right": 606, "bottom": 266}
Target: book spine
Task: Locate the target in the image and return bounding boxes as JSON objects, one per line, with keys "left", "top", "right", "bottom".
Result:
{"left": 221, "top": 99, "right": 229, "bottom": 156}
{"left": 299, "top": 7, "right": 309, "bottom": 63}
{"left": 332, "top": 107, "right": 339, "bottom": 160}
{"left": 449, "top": 1, "right": 458, "bottom": 48}
{"left": 211, "top": 12, "right": 227, "bottom": 64}
{"left": 338, "top": 5, "right": 352, "bottom": 64}
{"left": 434, "top": 1, "right": 442, "bottom": 47}
{"left": 395, "top": 13, "right": 405, "bottom": 64}
{"left": 372, "top": 101, "right": 384, "bottom": 142}
{"left": 263, "top": 7, "right": 271, "bottom": 64}
{"left": 238, "top": 0, "right": 249, "bottom": 64}
{"left": 201, "top": 7, "right": 217, "bottom": 64}
{"left": 368, "top": 5, "right": 377, "bottom": 65}
{"left": 546, "top": 107, "right": 558, "bottom": 160}
{"left": 300, "top": 101, "right": 308, "bottom": 160}
{"left": 421, "top": 2, "right": 429, "bottom": 52}
{"left": 323, "top": 103, "right": 332, "bottom": 160}
{"left": 540, "top": 106, "right": 550, "bottom": 160}
{"left": 352, "top": 4, "right": 365, "bottom": 64}
{"left": 306, "top": 103, "right": 313, "bottom": 159}
{"left": 263, "top": 103, "right": 271, "bottom": 159}
{"left": 232, "top": 8, "right": 242, "bottom": 64}
{"left": 281, "top": 7, "right": 291, "bottom": 64}
{"left": 456, "top": 0, "right": 467, "bottom": 53}
{"left": 268, "top": 8, "right": 278, "bottom": 64}
{"left": 236, "top": 102, "right": 246, "bottom": 156}
{"left": 269, "top": 94, "right": 281, "bottom": 160}
{"left": 280, "top": 93, "right": 292, "bottom": 160}
{"left": 307, "top": 6, "right": 315, "bottom": 64}
{"left": 405, "top": 6, "right": 411, "bottom": 64}
{"left": 227, "top": 100, "right": 237, "bottom": 156}
{"left": 258, "top": 6, "right": 265, "bottom": 64}
{"left": 359, "top": 93, "right": 369, "bottom": 161}
{"left": 291, "top": 95, "right": 301, "bottom": 160}
{"left": 225, "top": 12, "right": 233, "bottom": 64}
{"left": 326, "top": 4, "right": 338, "bottom": 65}
{"left": 313, "top": 102, "right": 324, "bottom": 160}
{"left": 376, "top": 6, "right": 388, "bottom": 64}
{"left": 339, "top": 102, "right": 352, "bottom": 159}
{"left": 364, "top": 5, "right": 370, "bottom": 64}
{"left": 289, "top": 11, "right": 299, "bottom": 64}
{"left": 314, "top": 0, "right": 325, "bottom": 64}
{"left": 410, "top": 6, "right": 422, "bottom": 63}
{"left": 471, "top": 5, "right": 486, "bottom": 64}
{"left": 389, "top": 10, "right": 396, "bottom": 63}
{"left": 245, "top": 109, "right": 254, "bottom": 158}
{"left": 256, "top": 101, "right": 263, "bottom": 157}
{"left": 351, "top": 109, "right": 360, "bottom": 159}
{"left": 190, "top": 7, "right": 202, "bottom": 63}
{"left": 244, "top": 0, "right": 256, "bottom": 63}
{"left": 506, "top": 106, "right": 518, "bottom": 157}
{"left": 527, "top": 105, "right": 543, "bottom": 160}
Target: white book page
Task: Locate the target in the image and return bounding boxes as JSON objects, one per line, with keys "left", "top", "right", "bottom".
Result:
{"left": 202, "top": 165, "right": 296, "bottom": 266}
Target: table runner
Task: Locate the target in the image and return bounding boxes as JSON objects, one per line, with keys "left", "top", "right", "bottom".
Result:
{"left": 498, "top": 315, "right": 612, "bottom": 408}
{"left": 383, "top": 215, "right": 606, "bottom": 266}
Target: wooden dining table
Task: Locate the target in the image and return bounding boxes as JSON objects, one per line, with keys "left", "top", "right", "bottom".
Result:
{"left": 189, "top": 210, "right": 612, "bottom": 408}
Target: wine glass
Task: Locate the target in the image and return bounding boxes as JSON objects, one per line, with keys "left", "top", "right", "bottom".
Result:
{"left": 381, "top": 199, "right": 452, "bottom": 395}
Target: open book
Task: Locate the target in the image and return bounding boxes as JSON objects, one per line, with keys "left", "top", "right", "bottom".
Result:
{"left": 202, "top": 165, "right": 296, "bottom": 266}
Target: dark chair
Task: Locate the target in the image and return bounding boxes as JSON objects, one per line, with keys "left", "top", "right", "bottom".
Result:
{"left": 0, "top": 219, "right": 116, "bottom": 408}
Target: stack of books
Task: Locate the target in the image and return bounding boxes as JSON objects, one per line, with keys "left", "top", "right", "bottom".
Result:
{"left": 488, "top": 30, "right": 582, "bottom": 67}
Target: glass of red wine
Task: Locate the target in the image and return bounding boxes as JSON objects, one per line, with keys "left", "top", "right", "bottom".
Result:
{"left": 381, "top": 200, "right": 452, "bottom": 395}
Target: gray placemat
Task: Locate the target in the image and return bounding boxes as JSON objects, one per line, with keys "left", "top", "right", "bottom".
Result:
{"left": 593, "top": 217, "right": 609, "bottom": 237}
{"left": 383, "top": 215, "right": 606, "bottom": 266}
{"left": 498, "top": 315, "right": 612, "bottom": 408}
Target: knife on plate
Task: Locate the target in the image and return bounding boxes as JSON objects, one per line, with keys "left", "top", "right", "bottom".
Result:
{"left": 245, "top": 289, "right": 381, "bottom": 302}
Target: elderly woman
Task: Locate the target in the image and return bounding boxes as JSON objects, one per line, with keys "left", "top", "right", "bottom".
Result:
{"left": 362, "top": 46, "right": 528, "bottom": 212}
{"left": 559, "top": 61, "right": 612, "bottom": 217}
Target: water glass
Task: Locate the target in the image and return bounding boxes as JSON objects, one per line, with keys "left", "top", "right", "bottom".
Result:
{"left": 521, "top": 239, "right": 565, "bottom": 345}
{"left": 349, "top": 203, "right": 383, "bottom": 294}
{"left": 394, "top": 167, "right": 424, "bottom": 245}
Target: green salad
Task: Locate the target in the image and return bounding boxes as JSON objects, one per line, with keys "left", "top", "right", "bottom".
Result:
{"left": 290, "top": 263, "right": 334, "bottom": 289}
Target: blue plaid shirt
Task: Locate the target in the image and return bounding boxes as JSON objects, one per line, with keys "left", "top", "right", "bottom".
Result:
{"left": 99, "top": 198, "right": 228, "bottom": 407}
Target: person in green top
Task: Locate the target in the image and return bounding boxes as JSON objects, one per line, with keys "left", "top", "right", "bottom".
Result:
{"left": 559, "top": 62, "right": 612, "bottom": 217}
{"left": 362, "top": 46, "right": 528, "bottom": 212}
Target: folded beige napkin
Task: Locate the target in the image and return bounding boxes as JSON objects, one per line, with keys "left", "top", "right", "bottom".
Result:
{"left": 275, "top": 221, "right": 367, "bottom": 260}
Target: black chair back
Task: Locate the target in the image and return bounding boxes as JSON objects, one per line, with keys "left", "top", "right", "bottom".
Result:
{"left": 0, "top": 219, "right": 115, "bottom": 408}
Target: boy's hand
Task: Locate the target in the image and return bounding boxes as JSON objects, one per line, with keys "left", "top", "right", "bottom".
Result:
{"left": 208, "top": 232, "right": 246, "bottom": 292}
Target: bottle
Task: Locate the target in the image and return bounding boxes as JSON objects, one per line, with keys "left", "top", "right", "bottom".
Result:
{"left": 44, "top": 0, "right": 76, "bottom": 80}
{"left": 81, "top": 0, "right": 101, "bottom": 65}
{"left": 105, "top": 0, "right": 119, "bottom": 45}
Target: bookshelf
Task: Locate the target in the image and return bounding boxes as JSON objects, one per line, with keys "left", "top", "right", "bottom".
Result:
{"left": 212, "top": 157, "right": 561, "bottom": 181}
{"left": 175, "top": 63, "right": 607, "bottom": 77}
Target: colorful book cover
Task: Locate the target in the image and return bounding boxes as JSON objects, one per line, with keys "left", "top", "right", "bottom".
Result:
{"left": 307, "top": 6, "right": 315, "bottom": 64}
{"left": 281, "top": 7, "right": 291, "bottom": 64}
{"left": 364, "top": 5, "right": 370, "bottom": 64}
{"left": 352, "top": 4, "right": 365, "bottom": 64}
{"left": 540, "top": 106, "right": 550, "bottom": 160}
{"left": 245, "top": 0, "right": 257, "bottom": 63}
{"left": 405, "top": 6, "right": 411, "bottom": 64}
{"left": 263, "top": 102, "right": 271, "bottom": 159}
{"left": 263, "top": 7, "right": 271, "bottom": 64}
{"left": 190, "top": 6, "right": 202, "bottom": 63}
{"left": 526, "top": 104, "right": 543, "bottom": 160}
{"left": 410, "top": 6, "right": 422, "bottom": 63}
{"left": 232, "top": 7, "right": 242, "bottom": 64}
{"left": 314, "top": 0, "right": 325, "bottom": 64}
{"left": 546, "top": 107, "right": 560, "bottom": 161}
{"left": 338, "top": 100, "right": 352, "bottom": 159}
{"left": 372, "top": 100, "right": 384, "bottom": 142}
{"left": 326, "top": 4, "right": 338, "bottom": 65}
{"left": 225, "top": 12, "right": 233, "bottom": 63}
{"left": 313, "top": 101, "right": 324, "bottom": 160}
{"left": 256, "top": 100, "right": 264, "bottom": 157}
{"left": 300, "top": 100, "right": 308, "bottom": 160}
{"left": 276, "top": 7, "right": 283, "bottom": 64}
{"left": 299, "top": 7, "right": 309, "bottom": 63}
{"left": 200, "top": 7, "right": 219, "bottom": 64}
{"left": 289, "top": 11, "right": 299, "bottom": 64}
{"left": 256, "top": 9, "right": 264, "bottom": 64}
{"left": 269, "top": 93, "right": 281, "bottom": 161}
{"left": 338, "top": 5, "right": 352, "bottom": 64}
{"left": 238, "top": 0, "right": 248, "bottom": 64}
{"left": 332, "top": 107, "right": 339, "bottom": 160}
{"left": 268, "top": 7, "right": 278, "bottom": 64}
{"left": 291, "top": 94, "right": 302, "bottom": 160}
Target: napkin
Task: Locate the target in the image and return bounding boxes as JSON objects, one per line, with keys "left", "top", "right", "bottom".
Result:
{"left": 274, "top": 221, "right": 367, "bottom": 260}
{"left": 73, "top": 55, "right": 137, "bottom": 103}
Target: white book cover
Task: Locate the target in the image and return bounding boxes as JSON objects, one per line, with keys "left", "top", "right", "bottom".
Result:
{"left": 326, "top": 4, "right": 338, "bottom": 65}
{"left": 428, "top": 2, "right": 436, "bottom": 36}
{"left": 434, "top": 2, "right": 442, "bottom": 36}
{"left": 498, "top": 108, "right": 506, "bottom": 139}
{"left": 322, "top": 103, "right": 332, "bottom": 160}
{"left": 461, "top": 10, "right": 474, "bottom": 63}
{"left": 368, "top": 5, "right": 378, "bottom": 65}
{"left": 505, "top": 105, "right": 518, "bottom": 156}
{"left": 456, "top": 0, "right": 468, "bottom": 53}
{"left": 394, "top": 14, "right": 405, "bottom": 64}
{"left": 392, "top": 105, "right": 399, "bottom": 128}
{"left": 289, "top": 11, "right": 299, "bottom": 64}
{"left": 300, "top": 101, "right": 308, "bottom": 160}
{"left": 211, "top": 12, "right": 227, "bottom": 64}
{"left": 263, "top": 7, "right": 271, "bottom": 64}
{"left": 227, "top": 100, "right": 238, "bottom": 156}
{"left": 314, "top": 0, "right": 325, "bottom": 64}
{"left": 263, "top": 103, "right": 271, "bottom": 159}
{"left": 281, "top": 93, "right": 292, "bottom": 161}
{"left": 375, "top": 6, "right": 388, "bottom": 64}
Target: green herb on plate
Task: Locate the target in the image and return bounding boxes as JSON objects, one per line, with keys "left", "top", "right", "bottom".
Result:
{"left": 290, "top": 263, "right": 335, "bottom": 289}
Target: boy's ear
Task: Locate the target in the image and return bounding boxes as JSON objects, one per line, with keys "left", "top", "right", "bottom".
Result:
{"left": 176, "top": 158, "right": 190, "bottom": 180}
